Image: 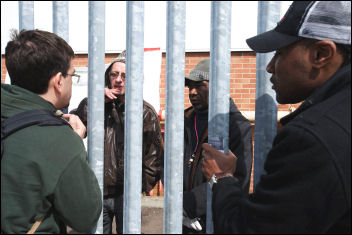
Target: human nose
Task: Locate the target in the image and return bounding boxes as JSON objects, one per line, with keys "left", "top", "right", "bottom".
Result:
{"left": 115, "top": 73, "right": 123, "bottom": 82}
{"left": 266, "top": 56, "right": 275, "bottom": 74}
{"left": 189, "top": 87, "right": 198, "bottom": 95}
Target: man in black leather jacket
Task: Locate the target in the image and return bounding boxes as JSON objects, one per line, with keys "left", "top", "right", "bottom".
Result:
{"left": 71, "top": 50, "right": 163, "bottom": 234}
{"left": 182, "top": 58, "right": 253, "bottom": 233}
{"left": 202, "top": 1, "right": 351, "bottom": 233}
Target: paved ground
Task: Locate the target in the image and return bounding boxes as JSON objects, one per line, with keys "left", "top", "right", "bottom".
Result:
{"left": 67, "top": 196, "right": 164, "bottom": 234}
{"left": 141, "top": 196, "right": 163, "bottom": 234}
{"left": 113, "top": 196, "right": 164, "bottom": 234}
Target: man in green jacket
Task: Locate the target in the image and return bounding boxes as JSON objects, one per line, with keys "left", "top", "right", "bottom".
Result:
{"left": 1, "top": 29, "right": 102, "bottom": 233}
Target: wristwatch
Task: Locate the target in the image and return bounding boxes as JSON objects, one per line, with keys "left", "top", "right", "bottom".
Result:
{"left": 209, "top": 173, "right": 234, "bottom": 190}
{"left": 209, "top": 174, "right": 218, "bottom": 189}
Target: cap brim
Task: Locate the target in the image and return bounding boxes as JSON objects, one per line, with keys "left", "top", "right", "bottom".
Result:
{"left": 246, "top": 30, "right": 300, "bottom": 53}
{"left": 185, "top": 77, "right": 190, "bottom": 86}
{"left": 185, "top": 77, "right": 207, "bottom": 86}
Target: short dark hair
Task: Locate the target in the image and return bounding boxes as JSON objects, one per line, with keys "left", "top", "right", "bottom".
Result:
{"left": 5, "top": 29, "right": 74, "bottom": 94}
{"left": 336, "top": 43, "right": 351, "bottom": 67}
{"left": 301, "top": 38, "right": 351, "bottom": 67}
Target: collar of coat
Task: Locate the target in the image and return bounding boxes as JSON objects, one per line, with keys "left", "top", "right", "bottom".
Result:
{"left": 280, "top": 64, "right": 351, "bottom": 125}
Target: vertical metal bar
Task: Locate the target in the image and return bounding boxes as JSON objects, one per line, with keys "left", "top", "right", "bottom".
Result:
{"left": 53, "top": 1, "right": 69, "bottom": 114}
{"left": 208, "top": 1, "right": 232, "bottom": 234}
{"left": 19, "top": 1, "right": 34, "bottom": 31}
{"left": 253, "top": 1, "right": 281, "bottom": 188}
{"left": 53, "top": 1, "right": 69, "bottom": 42}
{"left": 164, "top": 1, "right": 186, "bottom": 234}
{"left": 124, "top": 1, "right": 144, "bottom": 234}
{"left": 88, "top": 1, "right": 105, "bottom": 234}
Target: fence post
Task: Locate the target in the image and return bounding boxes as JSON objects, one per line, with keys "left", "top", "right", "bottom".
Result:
{"left": 207, "top": 1, "right": 232, "bottom": 234}
{"left": 19, "top": 1, "right": 34, "bottom": 30}
{"left": 253, "top": 1, "right": 281, "bottom": 188}
{"left": 53, "top": 1, "right": 69, "bottom": 42}
{"left": 87, "top": 1, "right": 105, "bottom": 234}
{"left": 163, "top": 1, "right": 186, "bottom": 234}
{"left": 53, "top": 1, "right": 69, "bottom": 114}
{"left": 124, "top": 1, "right": 144, "bottom": 234}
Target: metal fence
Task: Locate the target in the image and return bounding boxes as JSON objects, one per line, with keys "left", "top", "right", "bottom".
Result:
{"left": 6, "top": 1, "right": 282, "bottom": 234}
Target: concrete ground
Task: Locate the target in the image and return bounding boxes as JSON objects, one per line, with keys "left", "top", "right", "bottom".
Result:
{"left": 67, "top": 196, "right": 164, "bottom": 234}
{"left": 141, "top": 196, "right": 164, "bottom": 234}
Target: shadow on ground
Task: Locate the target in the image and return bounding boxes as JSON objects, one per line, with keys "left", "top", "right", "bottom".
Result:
{"left": 67, "top": 196, "right": 164, "bottom": 234}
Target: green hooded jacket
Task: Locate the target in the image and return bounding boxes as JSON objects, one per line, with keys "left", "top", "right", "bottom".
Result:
{"left": 1, "top": 84, "right": 102, "bottom": 233}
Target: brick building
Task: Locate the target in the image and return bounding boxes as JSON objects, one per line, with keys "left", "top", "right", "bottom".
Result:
{"left": 1, "top": 1, "right": 297, "bottom": 195}
{"left": 2, "top": 51, "right": 299, "bottom": 113}
{"left": 1, "top": 51, "right": 301, "bottom": 194}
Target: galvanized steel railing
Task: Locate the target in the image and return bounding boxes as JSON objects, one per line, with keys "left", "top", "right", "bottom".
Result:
{"left": 13, "top": 1, "right": 284, "bottom": 233}
{"left": 207, "top": 2, "right": 232, "bottom": 233}
{"left": 19, "top": 1, "right": 34, "bottom": 31}
{"left": 253, "top": 1, "right": 281, "bottom": 188}
{"left": 124, "top": 1, "right": 144, "bottom": 234}
{"left": 164, "top": 1, "right": 186, "bottom": 234}
{"left": 87, "top": 1, "right": 105, "bottom": 234}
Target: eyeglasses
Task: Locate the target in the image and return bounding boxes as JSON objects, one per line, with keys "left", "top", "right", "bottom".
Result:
{"left": 65, "top": 73, "right": 81, "bottom": 84}
{"left": 109, "top": 72, "right": 125, "bottom": 79}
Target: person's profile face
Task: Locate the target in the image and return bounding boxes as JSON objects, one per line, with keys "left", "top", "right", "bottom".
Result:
{"left": 109, "top": 62, "right": 126, "bottom": 96}
{"left": 61, "top": 60, "right": 74, "bottom": 108}
{"left": 187, "top": 80, "right": 209, "bottom": 111}
{"left": 266, "top": 40, "right": 316, "bottom": 104}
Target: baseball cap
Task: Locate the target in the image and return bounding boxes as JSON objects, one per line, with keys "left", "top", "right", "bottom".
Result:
{"left": 246, "top": 1, "right": 351, "bottom": 53}
{"left": 185, "top": 58, "right": 210, "bottom": 85}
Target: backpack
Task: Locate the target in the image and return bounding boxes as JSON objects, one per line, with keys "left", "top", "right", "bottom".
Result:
{"left": 1, "top": 109, "right": 71, "bottom": 158}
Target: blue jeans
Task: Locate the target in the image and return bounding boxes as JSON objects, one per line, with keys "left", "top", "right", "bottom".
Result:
{"left": 103, "top": 195, "right": 123, "bottom": 234}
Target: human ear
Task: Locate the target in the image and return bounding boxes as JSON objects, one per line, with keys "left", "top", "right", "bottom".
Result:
{"left": 52, "top": 72, "right": 63, "bottom": 94}
{"left": 311, "top": 40, "right": 336, "bottom": 69}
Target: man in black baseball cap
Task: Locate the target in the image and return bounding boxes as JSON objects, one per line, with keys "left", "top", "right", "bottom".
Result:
{"left": 202, "top": 1, "right": 351, "bottom": 233}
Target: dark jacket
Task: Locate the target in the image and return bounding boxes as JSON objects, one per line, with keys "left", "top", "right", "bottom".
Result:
{"left": 1, "top": 84, "right": 102, "bottom": 234}
{"left": 71, "top": 97, "right": 163, "bottom": 196}
{"left": 183, "top": 98, "right": 253, "bottom": 232}
{"left": 212, "top": 65, "right": 351, "bottom": 234}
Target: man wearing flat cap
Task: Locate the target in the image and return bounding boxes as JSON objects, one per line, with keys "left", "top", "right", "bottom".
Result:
{"left": 202, "top": 1, "right": 351, "bottom": 233}
{"left": 70, "top": 50, "right": 163, "bottom": 234}
{"left": 182, "top": 58, "right": 253, "bottom": 233}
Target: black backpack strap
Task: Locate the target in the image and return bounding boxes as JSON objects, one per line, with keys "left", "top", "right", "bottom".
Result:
{"left": 1, "top": 109, "right": 71, "bottom": 139}
{"left": 1, "top": 109, "right": 71, "bottom": 157}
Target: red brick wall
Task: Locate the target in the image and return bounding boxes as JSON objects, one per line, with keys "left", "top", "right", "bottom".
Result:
{"left": 1, "top": 56, "right": 6, "bottom": 83}
{"left": 2, "top": 53, "right": 300, "bottom": 112}
{"left": 2, "top": 52, "right": 300, "bottom": 195}
{"left": 159, "top": 51, "right": 300, "bottom": 113}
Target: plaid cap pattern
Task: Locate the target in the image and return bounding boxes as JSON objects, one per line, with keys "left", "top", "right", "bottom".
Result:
{"left": 186, "top": 58, "right": 210, "bottom": 82}
{"left": 188, "top": 69, "right": 209, "bottom": 81}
